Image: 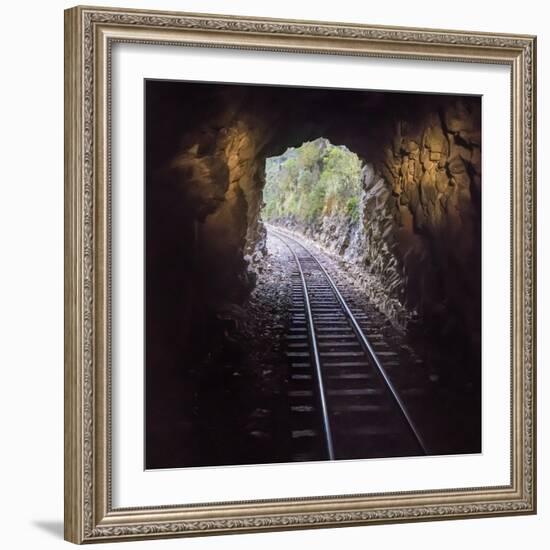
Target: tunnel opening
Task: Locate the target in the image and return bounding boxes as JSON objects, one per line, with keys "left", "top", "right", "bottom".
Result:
{"left": 262, "top": 138, "right": 363, "bottom": 248}
{"left": 144, "top": 79, "right": 482, "bottom": 470}
{"left": 263, "top": 138, "right": 363, "bottom": 229}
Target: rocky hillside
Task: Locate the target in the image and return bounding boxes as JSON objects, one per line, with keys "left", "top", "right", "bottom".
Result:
{"left": 263, "top": 138, "right": 362, "bottom": 228}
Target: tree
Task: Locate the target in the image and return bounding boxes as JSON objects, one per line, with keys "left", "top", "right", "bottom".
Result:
{"left": 263, "top": 138, "right": 362, "bottom": 228}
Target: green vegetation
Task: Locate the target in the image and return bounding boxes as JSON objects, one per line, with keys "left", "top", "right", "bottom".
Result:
{"left": 263, "top": 138, "right": 363, "bottom": 227}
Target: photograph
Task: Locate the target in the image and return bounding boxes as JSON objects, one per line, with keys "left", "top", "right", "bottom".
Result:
{"left": 62, "top": 4, "right": 536, "bottom": 543}
{"left": 145, "top": 81, "right": 482, "bottom": 469}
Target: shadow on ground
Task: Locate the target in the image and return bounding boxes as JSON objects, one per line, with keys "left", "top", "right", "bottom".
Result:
{"left": 33, "top": 520, "right": 63, "bottom": 539}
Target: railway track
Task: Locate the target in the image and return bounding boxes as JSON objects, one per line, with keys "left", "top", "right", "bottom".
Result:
{"left": 270, "top": 226, "right": 427, "bottom": 462}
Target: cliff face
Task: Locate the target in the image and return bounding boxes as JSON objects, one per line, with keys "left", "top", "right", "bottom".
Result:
{"left": 381, "top": 103, "right": 481, "bottom": 352}
{"left": 316, "top": 164, "right": 408, "bottom": 326}
{"left": 348, "top": 102, "right": 481, "bottom": 340}
{"left": 145, "top": 81, "right": 481, "bottom": 381}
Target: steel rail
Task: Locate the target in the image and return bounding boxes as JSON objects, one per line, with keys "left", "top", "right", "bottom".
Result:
{"left": 272, "top": 231, "right": 335, "bottom": 460}
{"left": 270, "top": 226, "right": 428, "bottom": 455}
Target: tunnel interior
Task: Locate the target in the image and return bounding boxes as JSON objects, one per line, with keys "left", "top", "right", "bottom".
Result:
{"left": 145, "top": 79, "right": 482, "bottom": 469}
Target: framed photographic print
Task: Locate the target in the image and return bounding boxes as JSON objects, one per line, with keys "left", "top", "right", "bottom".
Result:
{"left": 64, "top": 5, "right": 537, "bottom": 544}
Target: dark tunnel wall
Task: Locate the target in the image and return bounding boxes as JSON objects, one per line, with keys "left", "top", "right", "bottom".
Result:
{"left": 145, "top": 81, "right": 481, "bottom": 458}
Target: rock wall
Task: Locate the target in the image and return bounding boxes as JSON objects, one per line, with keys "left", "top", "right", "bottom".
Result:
{"left": 381, "top": 102, "right": 481, "bottom": 355}
{"left": 289, "top": 163, "right": 408, "bottom": 325}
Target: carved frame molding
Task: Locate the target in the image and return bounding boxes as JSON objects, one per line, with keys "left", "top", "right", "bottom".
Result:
{"left": 64, "top": 5, "right": 536, "bottom": 543}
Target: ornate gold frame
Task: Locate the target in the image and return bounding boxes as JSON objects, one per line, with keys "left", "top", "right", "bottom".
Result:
{"left": 64, "top": 5, "right": 537, "bottom": 544}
